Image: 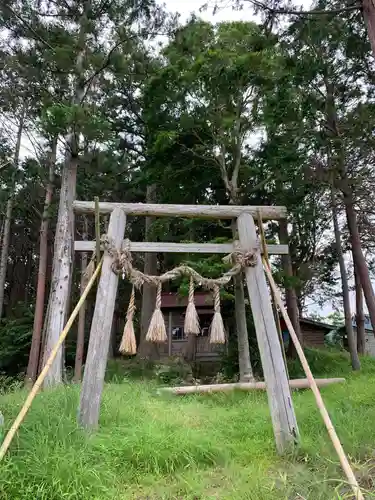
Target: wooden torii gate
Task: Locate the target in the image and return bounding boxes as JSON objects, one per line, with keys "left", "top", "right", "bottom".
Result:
{"left": 73, "top": 201, "right": 298, "bottom": 453}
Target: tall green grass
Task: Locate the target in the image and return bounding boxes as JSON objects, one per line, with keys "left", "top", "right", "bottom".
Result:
{"left": 0, "top": 351, "right": 375, "bottom": 498}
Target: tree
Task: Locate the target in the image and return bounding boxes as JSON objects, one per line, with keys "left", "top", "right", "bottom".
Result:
{"left": 0, "top": 106, "right": 25, "bottom": 319}
{"left": 214, "top": 0, "right": 375, "bottom": 60}
{"left": 26, "top": 138, "right": 57, "bottom": 385}
{"left": 144, "top": 20, "right": 280, "bottom": 379}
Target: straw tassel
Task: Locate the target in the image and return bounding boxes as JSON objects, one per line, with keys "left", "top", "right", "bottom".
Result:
{"left": 209, "top": 285, "right": 226, "bottom": 344}
{"left": 119, "top": 286, "right": 137, "bottom": 355}
{"left": 184, "top": 277, "right": 200, "bottom": 335}
{"left": 146, "top": 281, "right": 167, "bottom": 343}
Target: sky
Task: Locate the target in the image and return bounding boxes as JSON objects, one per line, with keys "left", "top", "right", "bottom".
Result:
{"left": 162, "top": 0, "right": 312, "bottom": 24}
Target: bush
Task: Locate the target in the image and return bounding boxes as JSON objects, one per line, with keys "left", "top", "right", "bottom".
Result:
{"left": 287, "top": 347, "right": 375, "bottom": 378}
{"left": 0, "top": 303, "right": 33, "bottom": 376}
{"left": 105, "top": 356, "right": 195, "bottom": 385}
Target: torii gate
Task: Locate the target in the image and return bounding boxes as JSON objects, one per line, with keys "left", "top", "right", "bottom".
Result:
{"left": 73, "top": 201, "right": 298, "bottom": 453}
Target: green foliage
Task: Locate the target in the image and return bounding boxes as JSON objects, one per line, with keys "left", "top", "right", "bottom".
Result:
{"left": 41, "top": 103, "right": 111, "bottom": 140}
{"left": 0, "top": 304, "right": 33, "bottom": 376}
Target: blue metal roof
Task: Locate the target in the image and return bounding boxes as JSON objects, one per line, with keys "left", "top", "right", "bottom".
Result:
{"left": 352, "top": 315, "right": 373, "bottom": 331}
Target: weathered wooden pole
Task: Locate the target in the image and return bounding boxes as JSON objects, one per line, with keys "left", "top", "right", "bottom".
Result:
{"left": 78, "top": 207, "right": 126, "bottom": 429}
{"left": 237, "top": 212, "right": 299, "bottom": 453}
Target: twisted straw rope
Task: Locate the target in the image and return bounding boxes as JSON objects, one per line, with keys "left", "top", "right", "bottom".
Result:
{"left": 188, "top": 277, "right": 195, "bottom": 304}
{"left": 126, "top": 286, "right": 136, "bottom": 320}
{"left": 100, "top": 235, "right": 258, "bottom": 289}
{"left": 213, "top": 285, "right": 221, "bottom": 313}
{"left": 155, "top": 282, "right": 162, "bottom": 309}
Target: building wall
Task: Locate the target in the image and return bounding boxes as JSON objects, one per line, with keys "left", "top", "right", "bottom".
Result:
{"left": 281, "top": 322, "right": 327, "bottom": 349}
{"left": 300, "top": 324, "right": 326, "bottom": 348}
{"left": 365, "top": 330, "right": 375, "bottom": 357}
{"left": 350, "top": 328, "right": 375, "bottom": 357}
{"left": 158, "top": 309, "right": 222, "bottom": 360}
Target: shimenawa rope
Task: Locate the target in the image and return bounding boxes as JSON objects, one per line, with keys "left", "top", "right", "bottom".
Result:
{"left": 100, "top": 235, "right": 257, "bottom": 348}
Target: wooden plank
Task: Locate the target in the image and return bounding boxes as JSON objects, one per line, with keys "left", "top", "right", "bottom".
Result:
{"left": 158, "top": 378, "right": 346, "bottom": 395}
{"left": 74, "top": 240, "right": 289, "bottom": 255}
{"left": 237, "top": 212, "right": 299, "bottom": 453}
{"left": 78, "top": 207, "right": 126, "bottom": 429}
{"left": 73, "top": 201, "right": 287, "bottom": 220}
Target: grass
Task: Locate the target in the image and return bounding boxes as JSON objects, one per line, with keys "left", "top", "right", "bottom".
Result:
{"left": 1, "top": 350, "right": 375, "bottom": 498}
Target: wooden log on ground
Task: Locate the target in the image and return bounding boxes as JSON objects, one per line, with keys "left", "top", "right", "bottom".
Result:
{"left": 73, "top": 201, "right": 287, "bottom": 220}
{"left": 78, "top": 207, "right": 126, "bottom": 430}
{"left": 237, "top": 212, "right": 299, "bottom": 453}
{"left": 74, "top": 240, "right": 289, "bottom": 255}
{"left": 158, "top": 378, "right": 346, "bottom": 395}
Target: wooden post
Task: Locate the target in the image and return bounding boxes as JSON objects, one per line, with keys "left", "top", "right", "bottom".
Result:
{"left": 94, "top": 196, "right": 101, "bottom": 264}
{"left": 78, "top": 207, "right": 126, "bottom": 429}
{"left": 237, "top": 212, "right": 299, "bottom": 453}
{"left": 74, "top": 247, "right": 88, "bottom": 382}
{"left": 168, "top": 311, "right": 172, "bottom": 356}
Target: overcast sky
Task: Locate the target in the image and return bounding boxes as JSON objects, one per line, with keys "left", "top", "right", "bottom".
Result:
{"left": 162, "top": 0, "right": 312, "bottom": 25}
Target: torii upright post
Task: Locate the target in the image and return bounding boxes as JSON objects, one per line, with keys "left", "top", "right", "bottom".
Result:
{"left": 78, "top": 207, "right": 126, "bottom": 429}
{"left": 237, "top": 212, "right": 299, "bottom": 453}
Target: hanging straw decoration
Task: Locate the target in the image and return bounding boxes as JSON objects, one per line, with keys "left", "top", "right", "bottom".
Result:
{"left": 209, "top": 285, "right": 226, "bottom": 344}
{"left": 119, "top": 286, "right": 137, "bottom": 355}
{"left": 184, "top": 277, "right": 200, "bottom": 335}
{"left": 146, "top": 281, "right": 167, "bottom": 343}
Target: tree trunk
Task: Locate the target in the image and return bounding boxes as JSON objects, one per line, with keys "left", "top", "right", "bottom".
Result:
{"left": 41, "top": 3, "right": 90, "bottom": 387}
{"left": 42, "top": 158, "right": 78, "bottom": 386}
{"left": 0, "top": 108, "right": 25, "bottom": 320}
{"left": 343, "top": 184, "right": 375, "bottom": 335}
{"left": 26, "top": 139, "right": 56, "bottom": 385}
{"left": 278, "top": 219, "right": 302, "bottom": 358}
{"left": 231, "top": 220, "right": 254, "bottom": 381}
{"left": 324, "top": 77, "right": 375, "bottom": 336}
{"left": 74, "top": 217, "right": 88, "bottom": 382}
{"left": 183, "top": 334, "right": 197, "bottom": 362}
{"left": 354, "top": 261, "right": 366, "bottom": 355}
{"left": 331, "top": 187, "right": 360, "bottom": 370}
{"left": 137, "top": 185, "right": 159, "bottom": 360}
{"left": 362, "top": 0, "right": 375, "bottom": 58}
{"left": 183, "top": 222, "right": 198, "bottom": 363}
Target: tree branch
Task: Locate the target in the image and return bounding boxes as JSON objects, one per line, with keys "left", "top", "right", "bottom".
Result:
{"left": 243, "top": 0, "right": 361, "bottom": 16}
{"left": 230, "top": 100, "right": 244, "bottom": 194}
{"left": 0, "top": 161, "right": 11, "bottom": 172}
{"left": 4, "top": 5, "right": 54, "bottom": 50}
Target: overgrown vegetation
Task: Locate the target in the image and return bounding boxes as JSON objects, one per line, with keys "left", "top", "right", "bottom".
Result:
{"left": 1, "top": 352, "right": 375, "bottom": 498}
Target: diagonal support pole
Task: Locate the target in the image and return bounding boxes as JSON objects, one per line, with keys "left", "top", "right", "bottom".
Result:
{"left": 263, "top": 259, "right": 363, "bottom": 499}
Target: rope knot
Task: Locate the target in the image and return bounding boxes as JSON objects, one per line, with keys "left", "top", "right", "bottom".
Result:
{"left": 100, "top": 234, "right": 113, "bottom": 254}
{"left": 243, "top": 249, "right": 258, "bottom": 267}
{"left": 223, "top": 243, "right": 258, "bottom": 271}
